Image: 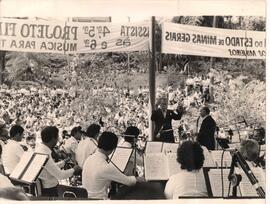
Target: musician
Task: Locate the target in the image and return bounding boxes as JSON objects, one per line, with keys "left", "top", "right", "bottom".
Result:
{"left": 196, "top": 106, "right": 216, "bottom": 150}
{"left": 62, "top": 126, "right": 82, "bottom": 162}
{"left": 75, "top": 124, "right": 100, "bottom": 168}
{"left": 0, "top": 125, "right": 9, "bottom": 150}
{"left": 119, "top": 126, "right": 143, "bottom": 175}
{"left": 82, "top": 131, "right": 137, "bottom": 199}
{"left": 0, "top": 187, "right": 29, "bottom": 200}
{"left": 35, "top": 126, "right": 81, "bottom": 197}
{"left": 0, "top": 145, "right": 14, "bottom": 187}
{"left": 2, "top": 125, "right": 25, "bottom": 175}
{"left": 164, "top": 141, "right": 207, "bottom": 199}
{"left": 240, "top": 139, "right": 260, "bottom": 161}
{"left": 151, "top": 97, "right": 184, "bottom": 143}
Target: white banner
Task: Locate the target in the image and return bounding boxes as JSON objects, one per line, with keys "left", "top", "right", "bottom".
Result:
{"left": 162, "top": 22, "right": 266, "bottom": 59}
{"left": 0, "top": 18, "right": 150, "bottom": 54}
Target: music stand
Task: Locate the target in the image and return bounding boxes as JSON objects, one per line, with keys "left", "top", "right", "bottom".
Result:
{"left": 9, "top": 152, "right": 49, "bottom": 196}
{"left": 216, "top": 137, "right": 230, "bottom": 149}
{"left": 109, "top": 146, "right": 134, "bottom": 173}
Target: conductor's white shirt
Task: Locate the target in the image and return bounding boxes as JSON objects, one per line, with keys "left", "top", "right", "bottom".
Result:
{"left": 164, "top": 169, "right": 208, "bottom": 199}
{"left": 82, "top": 150, "right": 136, "bottom": 199}
{"left": 35, "top": 143, "right": 74, "bottom": 188}
{"left": 75, "top": 137, "right": 97, "bottom": 168}
{"left": 2, "top": 140, "right": 24, "bottom": 174}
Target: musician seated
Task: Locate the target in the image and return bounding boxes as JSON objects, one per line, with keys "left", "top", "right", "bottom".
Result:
{"left": 75, "top": 124, "right": 100, "bottom": 168}
{"left": 82, "top": 131, "right": 137, "bottom": 200}
{"left": 119, "top": 126, "right": 143, "bottom": 175}
{"left": 239, "top": 139, "right": 264, "bottom": 168}
{"left": 1, "top": 125, "right": 25, "bottom": 175}
{"left": 62, "top": 126, "right": 82, "bottom": 162}
{"left": 35, "top": 126, "right": 81, "bottom": 197}
{"left": 0, "top": 187, "right": 29, "bottom": 200}
{"left": 164, "top": 141, "right": 207, "bottom": 199}
{"left": 0, "top": 145, "right": 14, "bottom": 188}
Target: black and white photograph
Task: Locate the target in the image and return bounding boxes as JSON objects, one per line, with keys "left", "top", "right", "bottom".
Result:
{"left": 0, "top": 0, "right": 267, "bottom": 203}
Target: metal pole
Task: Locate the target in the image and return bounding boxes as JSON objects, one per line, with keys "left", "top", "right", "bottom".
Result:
{"left": 149, "top": 16, "right": 156, "bottom": 141}
{"left": 210, "top": 16, "right": 217, "bottom": 68}
{"left": 127, "top": 16, "right": 130, "bottom": 90}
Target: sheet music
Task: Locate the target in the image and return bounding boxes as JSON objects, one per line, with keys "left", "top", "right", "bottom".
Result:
{"left": 236, "top": 167, "right": 265, "bottom": 197}
{"left": 211, "top": 150, "right": 232, "bottom": 168}
{"left": 144, "top": 153, "right": 168, "bottom": 180}
{"left": 162, "top": 143, "right": 179, "bottom": 154}
{"left": 110, "top": 147, "right": 133, "bottom": 172}
{"left": 10, "top": 151, "right": 34, "bottom": 179}
{"left": 21, "top": 154, "right": 48, "bottom": 183}
{"left": 202, "top": 147, "right": 215, "bottom": 167}
{"left": 166, "top": 153, "right": 180, "bottom": 176}
{"left": 145, "top": 141, "right": 163, "bottom": 154}
{"left": 228, "top": 143, "right": 239, "bottom": 149}
{"left": 208, "top": 169, "right": 231, "bottom": 197}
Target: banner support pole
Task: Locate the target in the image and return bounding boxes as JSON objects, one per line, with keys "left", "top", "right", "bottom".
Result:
{"left": 149, "top": 16, "right": 156, "bottom": 141}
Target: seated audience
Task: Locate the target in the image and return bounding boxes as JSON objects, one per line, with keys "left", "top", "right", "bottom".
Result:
{"left": 164, "top": 140, "right": 208, "bottom": 199}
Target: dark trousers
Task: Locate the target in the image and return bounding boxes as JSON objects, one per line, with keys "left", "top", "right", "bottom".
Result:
{"left": 41, "top": 186, "right": 59, "bottom": 197}
{"left": 160, "top": 131, "right": 175, "bottom": 143}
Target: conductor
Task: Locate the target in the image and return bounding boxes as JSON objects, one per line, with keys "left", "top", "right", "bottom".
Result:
{"left": 151, "top": 97, "right": 184, "bottom": 143}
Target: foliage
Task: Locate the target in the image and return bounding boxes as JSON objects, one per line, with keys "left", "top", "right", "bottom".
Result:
{"left": 212, "top": 69, "right": 265, "bottom": 126}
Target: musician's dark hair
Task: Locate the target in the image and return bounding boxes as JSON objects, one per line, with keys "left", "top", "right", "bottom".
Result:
{"left": 9, "top": 125, "right": 24, "bottom": 138}
{"left": 177, "top": 141, "right": 204, "bottom": 171}
{"left": 41, "top": 126, "right": 59, "bottom": 143}
{"left": 123, "top": 126, "right": 140, "bottom": 144}
{"left": 240, "top": 139, "right": 259, "bottom": 161}
{"left": 86, "top": 124, "right": 101, "bottom": 138}
{"left": 71, "top": 126, "right": 82, "bottom": 136}
{"left": 98, "top": 131, "right": 118, "bottom": 151}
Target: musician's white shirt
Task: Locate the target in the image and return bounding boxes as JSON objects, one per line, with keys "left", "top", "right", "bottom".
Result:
{"left": 75, "top": 137, "right": 97, "bottom": 168}
{"left": 2, "top": 140, "right": 24, "bottom": 174}
{"left": 82, "top": 150, "right": 136, "bottom": 199}
{"left": 35, "top": 143, "right": 74, "bottom": 188}
{"left": 62, "top": 136, "right": 78, "bottom": 160}
{"left": 0, "top": 173, "right": 14, "bottom": 188}
{"left": 164, "top": 169, "right": 207, "bottom": 199}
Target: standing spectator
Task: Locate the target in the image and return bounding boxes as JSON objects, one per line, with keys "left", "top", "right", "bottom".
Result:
{"left": 196, "top": 106, "right": 216, "bottom": 150}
